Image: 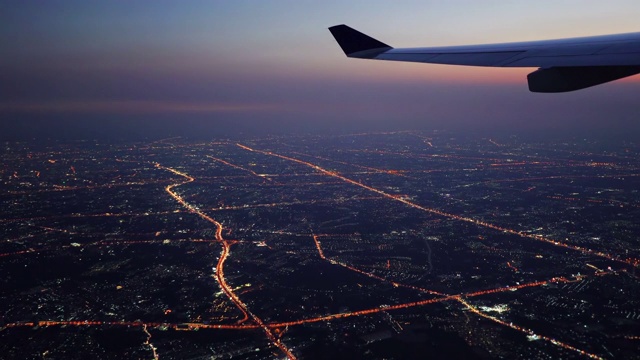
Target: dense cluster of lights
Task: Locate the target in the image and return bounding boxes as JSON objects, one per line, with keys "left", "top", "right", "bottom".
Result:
{"left": 3, "top": 141, "right": 636, "bottom": 360}
{"left": 235, "top": 144, "right": 639, "bottom": 269}
{"left": 233, "top": 143, "right": 632, "bottom": 358}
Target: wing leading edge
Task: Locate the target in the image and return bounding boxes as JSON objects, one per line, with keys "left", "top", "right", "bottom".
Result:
{"left": 328, "top": 24, "right": 640, "bottom": 92}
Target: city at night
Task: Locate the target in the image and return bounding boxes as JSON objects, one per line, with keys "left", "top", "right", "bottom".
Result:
{"left": 2, "top": 1, "right": 640, "bottom": 359}
{"left": 1, "top": 133, "right": 639, "bottom": 359}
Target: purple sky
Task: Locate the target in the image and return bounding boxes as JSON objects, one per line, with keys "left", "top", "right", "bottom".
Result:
{"left": 2, "top": 1, "right": 640, "bottom": 139}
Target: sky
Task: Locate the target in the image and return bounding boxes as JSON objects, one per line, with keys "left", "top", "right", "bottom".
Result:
{"left": 1, "top": 1, "right": 640, "bottom": 140}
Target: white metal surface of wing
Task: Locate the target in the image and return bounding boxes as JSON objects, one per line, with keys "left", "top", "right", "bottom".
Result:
{"left": 329, "top": 25, "right": 640, "bottom": 92}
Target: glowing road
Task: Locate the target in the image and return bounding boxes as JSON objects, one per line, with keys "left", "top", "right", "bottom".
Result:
{"left": 155, "top": 162, "right": 297, "bottom": 359}
{"left": 235, "top": 143, "right": 639, "bottom": 268}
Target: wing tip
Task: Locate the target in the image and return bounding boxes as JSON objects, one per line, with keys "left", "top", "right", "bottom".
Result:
{"left": 328, "top": 24, "right": 392, "bottom": 58}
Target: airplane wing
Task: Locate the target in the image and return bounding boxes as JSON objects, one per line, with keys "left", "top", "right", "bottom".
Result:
{"left": 328, "top": 24, "right": 640, "bottom": 92}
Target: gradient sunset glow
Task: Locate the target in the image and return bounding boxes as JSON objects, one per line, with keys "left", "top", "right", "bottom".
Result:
{"left": 2, "top": 1, "right": 639, "bottom": 138}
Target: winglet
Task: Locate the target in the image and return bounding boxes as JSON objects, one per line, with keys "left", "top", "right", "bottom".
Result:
{"left": 328, "top": 25, "right": 392, "bottom": 58}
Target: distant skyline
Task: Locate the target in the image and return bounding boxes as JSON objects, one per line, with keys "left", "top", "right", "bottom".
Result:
{"left": 2, "top": 1, "right": 640, "bottom": 139}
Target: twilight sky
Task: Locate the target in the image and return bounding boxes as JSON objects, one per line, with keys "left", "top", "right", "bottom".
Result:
{"left": 2, "top": 1, "right": 639, "bottom": 140}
